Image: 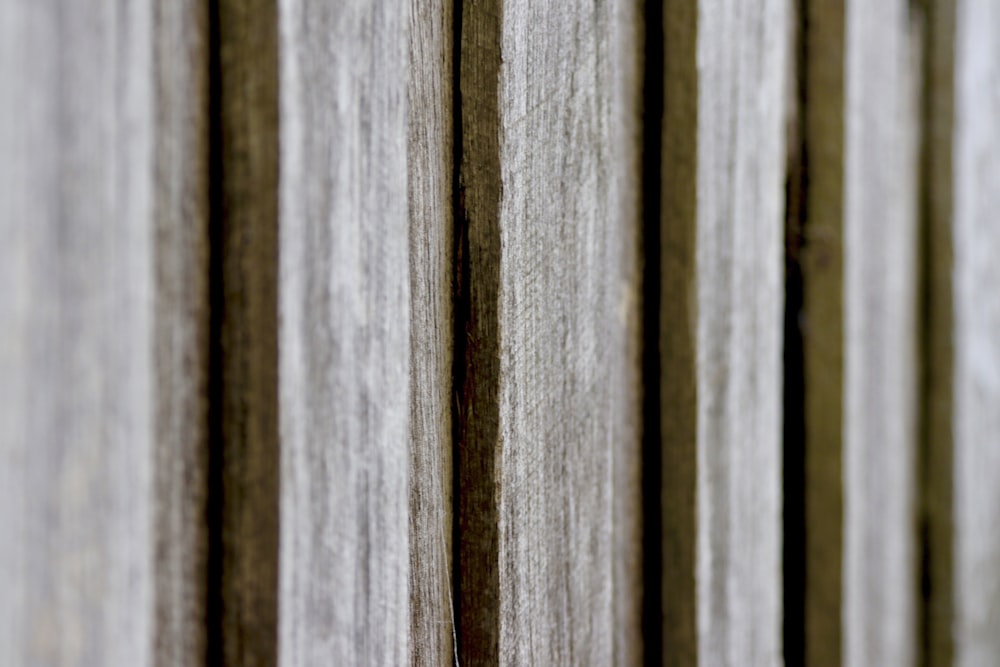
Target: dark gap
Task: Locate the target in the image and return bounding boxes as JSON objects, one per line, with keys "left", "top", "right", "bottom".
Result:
{"left": 641, "top": 0, "right": 664, "bottom": 663}
{"left": 450, "top": 0, "right": 466, "bottom": 662}
{"left": 913, "top": 2, "right": 937, "bottom": 664}
{"left": 204, "top": 0, "right": 225, "bottom": 663}
{"left": 782, "top": 0, "right": 808, "bottom": 664}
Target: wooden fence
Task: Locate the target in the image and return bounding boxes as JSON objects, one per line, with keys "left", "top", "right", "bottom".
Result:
{"left": 0, "top": 0, "right": 997, "bottom": 665}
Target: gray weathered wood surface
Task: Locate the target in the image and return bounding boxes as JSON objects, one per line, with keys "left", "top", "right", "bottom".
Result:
{"left": 457, "top": 0, "right": 643, "bottom": 663}
{"left": 660, "top": 0, "right": 788, "bottom": 664}
{"left": 277, "top": 0, "right": 411, "bottom": 664}
{"left": 407, "top": 0, "right": 456, "bottom": 663}
{"left": 953, "top": 1, "right": 1000, "bottom": 663}
{"left": 0, "top": 1, "right": 209, "bottom": 665}
{"left": 843, "top": 2, "right": 923, "bottom": 665}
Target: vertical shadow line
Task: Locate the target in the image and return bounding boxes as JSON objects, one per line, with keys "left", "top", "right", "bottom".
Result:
{"left": 782, "top": 0, "right": 808, "bottom": 663}
{"left": 641, "top": 0, "right": 664, "bottom": 663}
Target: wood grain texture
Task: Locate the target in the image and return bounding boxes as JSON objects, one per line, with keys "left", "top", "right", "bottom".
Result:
{"left": 660, "top": 0, "right": 788, "bottom": 664}
{"left": 953, "top": 1, "right": 1000, "bottom": 663}
{"left": 407, "top": 0, "right": 456, "bottom": 663}
{"left": 843, "top": 1, "right": 923, "bottom": 665}
{"left": 457, "top": 0, "right": 644, "bottom": 663}
{"left": 0, "top": 1, "right": 208, "bottom": 666}
{"left": 277, "top": 0, "right": 411, "bottom": 664}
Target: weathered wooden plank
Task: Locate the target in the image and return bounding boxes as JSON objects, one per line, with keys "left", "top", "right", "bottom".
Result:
{"left": 276, "top": 1, "right": 411, "bottom": 664}
{"left": 660, "top": 0, "right": 788, "bottom": 665}
{"left": 953, "top": 1, "right": 1000, "bottom": 663}
{"left": 457, "top": 0, "right": 644, "bottom": 663}
{"left": 407, "top": 0, "right": 456, "bottom": 663}
{"left": 0, "top": 1, "right": 209, "bottom": 666}
{"left": 843, "top": 2, "right": 923, "bottom": 664}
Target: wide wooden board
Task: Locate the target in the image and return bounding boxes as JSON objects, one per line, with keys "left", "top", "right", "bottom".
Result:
{"left": 457, "top": 0, "right": 644, "bottom": 663}
{"left": 0, "top": 2, "right": 209, "bottom": 665}
{"left": 660, "top": 0, "right": 788, "bottom": 664}
{"left": 843, "top": 2, "right": 923, "bottom": 664}
{"left": 953, "top": 1, "right": 1000, "bottom": 663}
{"left": 276, "top": 1, "right": 412, "bottom": 664}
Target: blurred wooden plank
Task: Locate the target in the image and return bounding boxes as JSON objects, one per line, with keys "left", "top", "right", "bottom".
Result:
{"left": 0, "top": 2, "right": 209, "bottom": 666}
{"left": 660, "top": 0, "right": 788, "bottom": 664}
{"left": 799, "top": 0, "right": 846, "bottom": 663}
{"left": 276, "top": 0, "right": 411, "bottom": 664}
{"left": 457, "top": 0, "right": 643, "bottom": 663}
{"left": 797, "top": 2, "right": 923, "bottom": 664}
{"left": 843, "top": 2, "right": 923, "bottom": 665}
{"left": 920, "top": 0, "right": 956, "bottom": 664}
{"left": 407, "top": 0, "right": 456, "bottom": 663}
{"left": 215, "top": 0, "right": 280, "bottom": 664}
{"left": 953, "top": 1, "right": 1000, "bottom": 663}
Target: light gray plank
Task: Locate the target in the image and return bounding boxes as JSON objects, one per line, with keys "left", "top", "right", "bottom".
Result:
{"left": 457, "top": 0, "right": 644, "bottom": 663}
{"left": 660, "top": 0, "right": 788, "bottom": 664}
{"left": 407, "top": 0, "right": 456, "bottom": 663}
{"left": 0, "top": 1, "right": 208, "bottom": 666}
{"left": 953, "top": 1, "right": 1000, "bottom": 664}
{"left": 843, "top": 2, "right": 923, "bottom": 665}
{"left": 277, "top": 0, "right": 411, "bottom": 665}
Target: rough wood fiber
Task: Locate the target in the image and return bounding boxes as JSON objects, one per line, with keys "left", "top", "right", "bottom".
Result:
{"left": 216, "top": 0, "right": 280, "bottom": 663}
{"left": 843, "top": 1, "right": 923, "bottom": 665}
{"left": 407, "top": 0, "right": 456, "bottom": 663}
{"left": 0, "top": 1, "right": 208, "bottom": 666}
{"left": 953, "top": 1, "right": 1000, "bottom": 663}
{"left": 660, "top": 0, "right": 788, "bottom": 664}
{"left": 277, "top": 1, "right": 411, "bottom": 665}
{"left": 457, "top": 0, "right": 644, "bottom": 663}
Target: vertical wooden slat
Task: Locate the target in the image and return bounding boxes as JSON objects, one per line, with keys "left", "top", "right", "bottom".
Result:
{"left": 920, "top": 0, "right": 956, "bottom": 664}
{"left": 457, "top": 0, "right": 643, "bottom": 663}
{"left": 953, "top": 0, "right": 1000, "bottom": 663}
{"left": 0, "top": 1, "right": 208, "bottom": 665}
{"left": 407, "top": 0, "right": 456, "bottom": 663}
{"left": 799, "top": 1, "right": 924, "bottom": 663}
{"left": 216, "top": 0, "right": 280, "bottom": 663}
{"left": 660, "top": 0, "right": 788, "bottom": 664}
{"left": 800, "top": 0, "right": 846, "bottom": 662}
{"left": 276, "top": 0, "right": 411, "bottom": 664}
{"left": 843, "top": 2, "right": 923, "bottom": 664}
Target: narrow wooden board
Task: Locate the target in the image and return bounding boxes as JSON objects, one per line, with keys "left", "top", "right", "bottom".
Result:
{"left": 276, "top": 1, "right": 412, "bottom": 664}
{"left": 953, "top": 1, "right": 1000, "bottom": 663}
{"left": 660, "top": 0, "right": 788, "bottom": 664}
{"left": 843, "top": 2, "right": 923, "bottom": 665}
{"left": 457, "top": 0, "right": 644, "bottom": 663}
{"left": 215, "top": 0, "right": 280, "bottom": 663}
{"left": 407, "top": 0, "right": 457, "bottom": 663}
{"left": 920, "top": 0, "right": 956, "bottom": 664}
{"left": 0, "top": 2, "right": 209, "bottom": 665}
{"left": 799, "top": 0, "right": 847, "bottom": 662}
